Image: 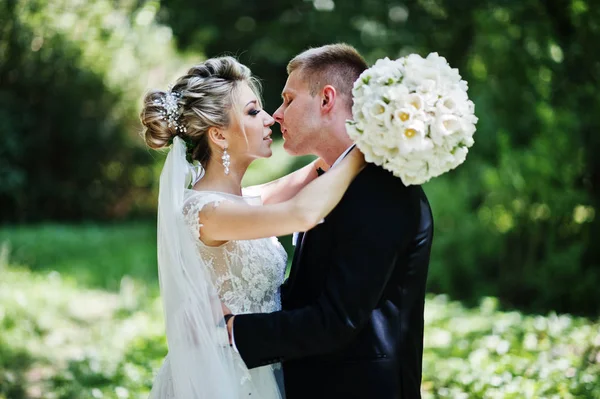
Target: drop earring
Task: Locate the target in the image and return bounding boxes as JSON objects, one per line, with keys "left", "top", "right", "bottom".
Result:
{"left": 222, "top": 147, "right": 230, "bottom": 175}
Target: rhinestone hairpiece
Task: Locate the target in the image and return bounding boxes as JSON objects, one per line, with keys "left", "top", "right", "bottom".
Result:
{"left": 154, "top": 91, "right": 187, "bottom": 134}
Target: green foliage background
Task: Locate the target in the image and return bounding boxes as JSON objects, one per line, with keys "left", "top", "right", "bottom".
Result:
{"left": 1, "top": 0, "right": 599, "bottom": 397}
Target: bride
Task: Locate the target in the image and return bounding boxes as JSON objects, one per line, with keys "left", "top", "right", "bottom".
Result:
{"left": 140, "top": 56, "right": 365, "bottom": 398}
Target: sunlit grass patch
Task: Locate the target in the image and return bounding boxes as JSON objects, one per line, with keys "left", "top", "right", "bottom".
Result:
{"left": 0, "top": 266, "right": 165, "bottom": 399}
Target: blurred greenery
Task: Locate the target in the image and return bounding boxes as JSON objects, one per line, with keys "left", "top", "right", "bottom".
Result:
{"left": 0, "top": 223, "right": 157, "bottom": 290}
{"left": 0, "top": 264, "right": 164, "bottom": 399}
{"left": 0, "top": 0, "right": 192, "bottom": 222}
{"left": 0, "top": 262, "right": 598, "bottom": 398}
{"left": 1, "top": 0, "right": 600, "bottom": 396}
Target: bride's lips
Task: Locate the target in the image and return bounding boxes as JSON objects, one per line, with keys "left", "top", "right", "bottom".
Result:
{"left": 263, "top": 130, "right": 272, "bottom": 141}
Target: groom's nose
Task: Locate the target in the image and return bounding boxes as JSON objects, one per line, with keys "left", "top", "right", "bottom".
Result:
{"left": 273, "top": 105, "right": 284, "bottom": 125}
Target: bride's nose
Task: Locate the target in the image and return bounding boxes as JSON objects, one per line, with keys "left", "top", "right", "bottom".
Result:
{"left": 264, "top": 113, "right": 275, "bottom": 127}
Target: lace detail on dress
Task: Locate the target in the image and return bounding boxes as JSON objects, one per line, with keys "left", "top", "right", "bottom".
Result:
{"left": 181, "top": 190, "right": 288, "bottom": 381}
{"left": 182, "top": 191, "right": 287, "bottom": 315}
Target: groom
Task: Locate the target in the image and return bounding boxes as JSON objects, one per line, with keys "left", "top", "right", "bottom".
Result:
{"left": 227, "top": 44, "right": 434, "bottom": 399}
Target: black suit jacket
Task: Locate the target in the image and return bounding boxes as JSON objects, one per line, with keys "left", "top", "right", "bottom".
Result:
{"left": 234, "top": 163, "right": 434, "bottom": 399}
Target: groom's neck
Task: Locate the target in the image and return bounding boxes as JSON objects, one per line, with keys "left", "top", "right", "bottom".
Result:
{"left": 317, "top": 139, "right": 354, "bottom": 166}
{"left": 312, "top": 108, "right": 355, "bottom": 166}
{"left": 316, "top": 126, "right": 354, "bottom": 166}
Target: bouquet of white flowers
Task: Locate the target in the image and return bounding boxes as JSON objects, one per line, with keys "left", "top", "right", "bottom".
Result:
{"left": 345, "top": 52, "right": 478, "bottom": 185}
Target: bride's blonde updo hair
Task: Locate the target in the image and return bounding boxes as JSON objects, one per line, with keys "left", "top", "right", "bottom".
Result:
{"left": 140, "top": 56, "right": 261, "bottom": 166}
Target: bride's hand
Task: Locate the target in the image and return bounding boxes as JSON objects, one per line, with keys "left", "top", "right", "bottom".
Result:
{"left": 315, "top": 157, "right": 330, "bottom": 173}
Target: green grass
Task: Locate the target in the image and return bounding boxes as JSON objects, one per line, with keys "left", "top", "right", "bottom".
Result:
{"left": 0, "top": 266, "right": 164, "bottom": 399}
{"left": 422, "top": 296, "right": 600, "bottom": 398}
{"left": 0, "top": 224, "right": 599, "bottom": 398}
{"left": 0, "top": 222, "right": 157, "bottom": 291}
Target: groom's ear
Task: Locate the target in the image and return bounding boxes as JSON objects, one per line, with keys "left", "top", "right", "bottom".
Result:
{"left": 320, "top": 85, "right": 336, "bottom": 114}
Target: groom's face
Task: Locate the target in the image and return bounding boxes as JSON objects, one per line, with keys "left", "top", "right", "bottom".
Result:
{"left": 273, "top": 70, "right": 322, "bottom": 156}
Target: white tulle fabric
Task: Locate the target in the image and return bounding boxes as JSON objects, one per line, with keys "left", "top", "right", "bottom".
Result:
{"left": 149, "top": 137, "right": 286, "bottom": 399}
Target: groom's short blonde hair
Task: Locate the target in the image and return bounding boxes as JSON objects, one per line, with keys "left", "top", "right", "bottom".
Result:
{"left": 287, "top": 43, "right": 368, "bottom": 109}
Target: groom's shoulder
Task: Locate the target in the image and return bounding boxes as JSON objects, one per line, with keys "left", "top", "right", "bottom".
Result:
{"left": 337, "top": 164, "right": 420, "bottom": 228}
{"left": 355, "top": 163, "right": 411, "bottom": 195}
{"left": 351, "top": 164, "right": 427, "bottom": 213}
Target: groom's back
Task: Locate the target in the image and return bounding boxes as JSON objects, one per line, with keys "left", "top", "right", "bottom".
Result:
{"left": 282, "top": 163, "right": 433, "bottom": 399}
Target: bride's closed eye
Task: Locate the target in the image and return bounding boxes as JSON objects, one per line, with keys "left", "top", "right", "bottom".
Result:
{"left": 248, "top": 109, "right": 261, "bottom": 116}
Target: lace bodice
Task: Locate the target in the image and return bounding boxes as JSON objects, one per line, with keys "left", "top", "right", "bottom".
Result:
{"left": 182, "top": 190, "right": 288, "bottom": 316}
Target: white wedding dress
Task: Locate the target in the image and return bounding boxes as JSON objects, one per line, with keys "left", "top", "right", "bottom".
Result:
{"left": 148, "top": 188, "right": 288, "bottom": 398}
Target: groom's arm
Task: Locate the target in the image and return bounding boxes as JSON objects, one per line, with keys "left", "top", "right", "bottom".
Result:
{"left": 232, "top": 166, "right": 418, "bottom": 369}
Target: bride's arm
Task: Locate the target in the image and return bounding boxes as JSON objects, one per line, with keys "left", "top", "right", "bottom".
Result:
{"left": 198, "top": 149, "right": 363, "bottom": 242}
{"left": 243, "top": 158, "right": 329, "bottom": 205}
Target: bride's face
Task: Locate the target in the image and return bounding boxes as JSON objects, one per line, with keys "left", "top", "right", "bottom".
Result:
{"left": 227, "top": 82, "right": 275, "bottom": 162}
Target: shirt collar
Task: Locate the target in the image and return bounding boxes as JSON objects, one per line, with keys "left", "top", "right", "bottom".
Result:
{"left": 331, "top": 144, "right": 356, "bottom": 168}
